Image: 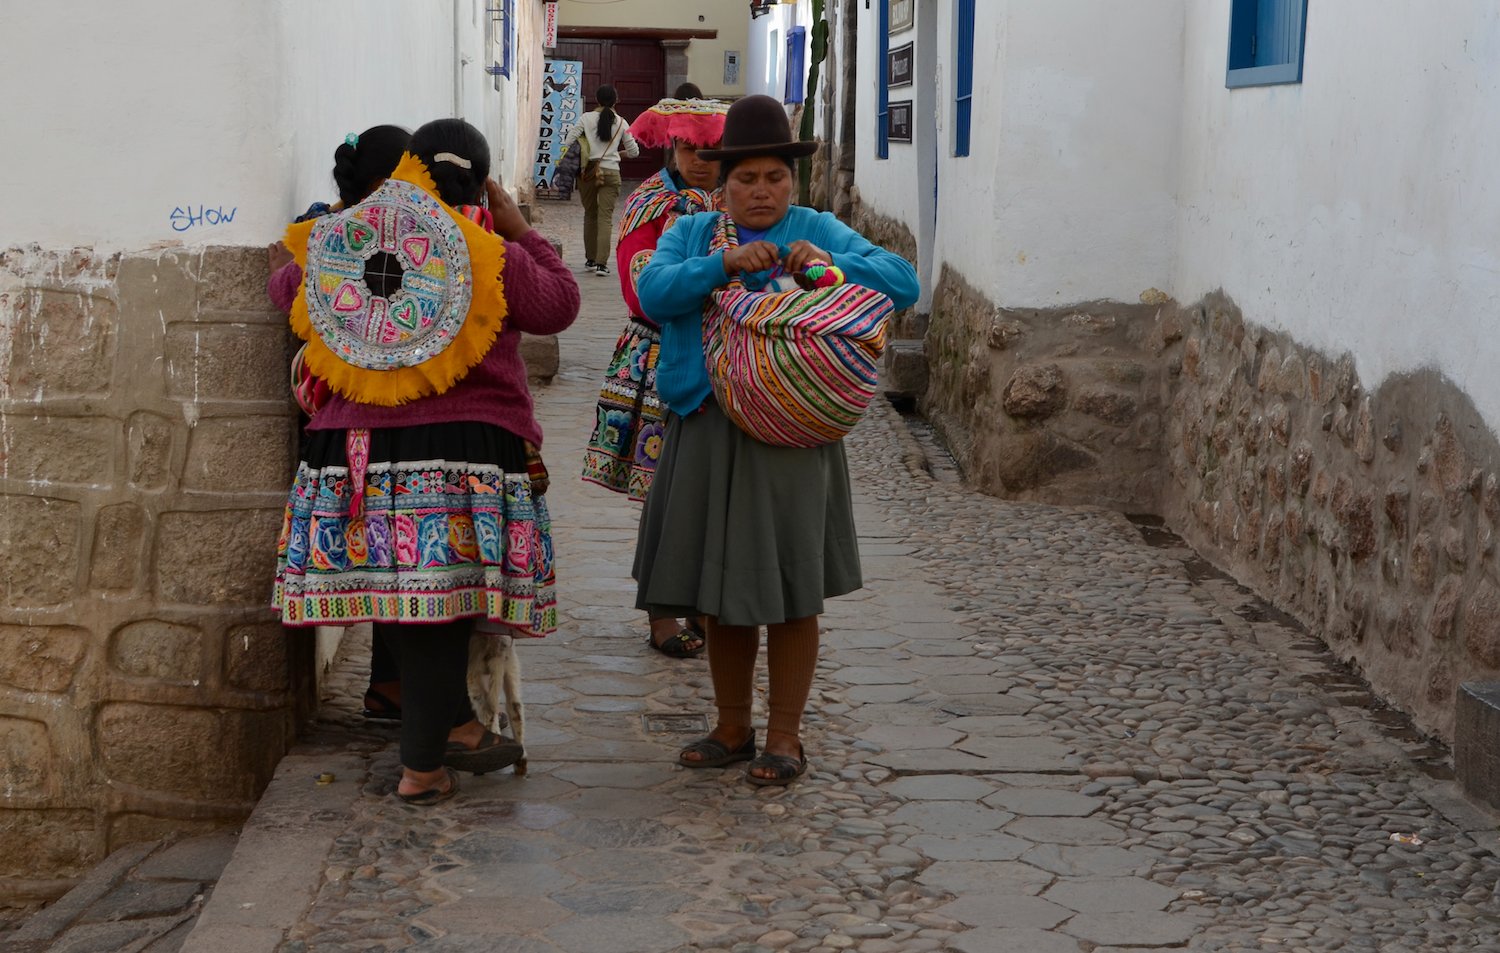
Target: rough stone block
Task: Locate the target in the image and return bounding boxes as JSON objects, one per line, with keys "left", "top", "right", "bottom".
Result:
{"left": 1456, "top": 683, "right": 1500, "bottom": 811}
{"left": 194, "top": 245, "right": 274, "bottom": 313}
{"left": 155, "top": 510, "right": 282, "bottom": 605}
{"left": 6, "top": 290, "right": 118, "bottom": 397}
{"left": 112, "top": 620, "right": 202, "bottom": 682}
{"left": 884, "top": 340, "right": 928, "bottom": 398}
{"left": 997, "top": 431, "right": 1097, "bottom": 492}
{"left": 0, "top": 717, "right": 52, "bottom": 795}
{"left": 0, "top": 809, "right": 97, "bottom": 881}
{"left": 79, "top": 880, "right": 202, "bottom": 923}
{"left": 127, "top": 412, "right": 177, "bottom": 491}
{"left": 225, "top": 623, "right": 288, "bottom": 692}
{"left": 520, "top": 332, "right": 560, "bottom": 384}
{"left": 0, "top": 625, "right": 87, "bottom": 692}
{"left": 1073, "top": 388, "right": 1139, "bottom": 426}
{"left": 165, "top": 324, "right": 292, "bottom": 403}
{"left": 134, "top": 832, "right": 238, "bottom": 882}
{"left": 1002, "top": 364, "right": 1067, "bottom": 419}
{"left": 181, "top": 418, "right": 295, "bottom": 493}
{"left": 1465, "top": 581, "right": 1500, "bottom": 667}
{"left": 98, "top": 703, "right": 287, "bottom": 802}
{"left": 0, "top": 416, "right": 118, "bottom": 487}
{"left": 8, "top": 839, "right": 158, "bottom": 941}
{"left": 0, "top": 496, "right": 81, "bottom": 607}
{"left": 90, "top": 503, "right": 146, "bottom": 590}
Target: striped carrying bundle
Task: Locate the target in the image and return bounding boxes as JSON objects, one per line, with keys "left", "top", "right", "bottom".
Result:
{"left": 703, "top": 215, "right": 894, "bottom": 448}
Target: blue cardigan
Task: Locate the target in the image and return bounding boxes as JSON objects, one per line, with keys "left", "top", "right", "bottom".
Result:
{"left": 637, "top": 206, "right": 921, "bottom": 417}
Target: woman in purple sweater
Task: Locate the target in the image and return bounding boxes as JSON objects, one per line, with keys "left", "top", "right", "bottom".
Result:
{"left": 272, "top": 119, "right": 581, "bottom": 804}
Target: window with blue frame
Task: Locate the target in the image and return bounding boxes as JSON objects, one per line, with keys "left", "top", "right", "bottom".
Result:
{"left": 785, "top": 25, "right": 807, "bottom": 103}
{"left": 1226, "top": 0, "right": 1307, "bottom": 88}
{"left": 954, "top": 0, "right": 975, "bottom": 156}
{"left": 877, "top": 0, "right": 889, "bottom": 159}
{"left": 487, "top": 0, "right": 514, "bottom": 84}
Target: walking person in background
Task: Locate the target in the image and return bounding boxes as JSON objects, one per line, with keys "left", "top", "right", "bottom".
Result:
{"left": 581, "top": 93, "right": 729, "bottom": 659}
{"left": 562, "top": 84, "right": 639, "bottom": 276}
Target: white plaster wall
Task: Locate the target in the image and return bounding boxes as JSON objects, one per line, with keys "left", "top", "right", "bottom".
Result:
{"left": 854, "top": 0, "right": 923, "bottom": 238}
{"left": 1173, "top": 0, "right": 1500, "bottom": 432}
{"left": 933, "top": 0, "right": 1184, "bottom": 310}
{"left": 0, "top": 1, "right": 282, "bottom": 250}
{"left": 1, "top": 0, "right": 525, "bottom": 251}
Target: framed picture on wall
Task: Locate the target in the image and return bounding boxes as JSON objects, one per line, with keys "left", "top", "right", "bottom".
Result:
{"left": 889, "top": 0, "right": 914, "bottom": 34}
{"left": 887, "top": 100, "right": 913, "bottom": 143}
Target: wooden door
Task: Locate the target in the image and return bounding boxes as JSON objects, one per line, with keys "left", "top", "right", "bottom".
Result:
{"left": 555, "top": 37, "right": 665, "bottom": 181}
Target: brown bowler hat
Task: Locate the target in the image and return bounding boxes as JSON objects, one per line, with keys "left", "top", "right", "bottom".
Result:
{"left": 697, "top": 94, "right": 819, "bottom": 161}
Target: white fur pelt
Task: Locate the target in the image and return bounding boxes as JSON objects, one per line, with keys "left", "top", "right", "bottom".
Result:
{"left": 467, "top": 622, "right": 526, "bottom": 775}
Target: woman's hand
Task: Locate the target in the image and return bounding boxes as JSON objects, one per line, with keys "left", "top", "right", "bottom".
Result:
{"left": 782, "top": 240, "right": 831, "bottom": 274}
{"left": 487, "top": 178, "right": 532, "bottom": 241}
{"left": 268, "top": 241, "right": 293, "bottom": 273}
{"left": 722, "top": 240, "right": 781, "bottom": 278}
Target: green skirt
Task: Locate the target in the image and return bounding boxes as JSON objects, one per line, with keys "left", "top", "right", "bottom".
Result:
{"left": 633, "top": 399, "right": 862, "bottom": 626}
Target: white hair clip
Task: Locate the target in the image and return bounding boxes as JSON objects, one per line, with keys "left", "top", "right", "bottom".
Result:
{"left": 433, "top": 152, "right": 473, "bottom": 169}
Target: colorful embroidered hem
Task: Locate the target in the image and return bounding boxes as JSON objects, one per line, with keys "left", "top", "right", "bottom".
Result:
{"left": 582, "top": 318, "right": 665, "bottom": 502}
{"left": 273, "top": 455, "right": 556, "bottom": 634}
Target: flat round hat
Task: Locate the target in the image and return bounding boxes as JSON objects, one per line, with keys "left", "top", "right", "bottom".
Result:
{"left": 697, "top": 95, "right": 819, "bottom": 161}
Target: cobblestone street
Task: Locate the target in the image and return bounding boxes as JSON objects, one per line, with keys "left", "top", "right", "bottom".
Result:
{"left": 159, "top": 199, "right": 1500, "bottom": 953}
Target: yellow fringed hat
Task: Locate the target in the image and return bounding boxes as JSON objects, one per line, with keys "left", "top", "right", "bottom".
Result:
{"left": 282, "top": 153, "right": 507, "bottom": 406}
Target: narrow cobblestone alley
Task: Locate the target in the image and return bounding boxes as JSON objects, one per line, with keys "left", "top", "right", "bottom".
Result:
{"left": 177, "top": 199, "right": 1500, "bottom": 953}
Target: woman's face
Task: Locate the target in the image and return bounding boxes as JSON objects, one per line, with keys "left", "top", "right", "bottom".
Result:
{"left": 725, "top": 157, "right": 793, "bottom": 231}
{"left": 673, "top": 140, "right": 721, "bottom": 190}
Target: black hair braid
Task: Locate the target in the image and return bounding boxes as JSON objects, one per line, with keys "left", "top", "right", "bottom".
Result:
{"left": 410, "top": 118, "right": 492, "bottom": 207}
{"left": 331, "top": 124, "right": 411, "bottom": 206}
{"left": 596, "top": 85, "right": 619, "bottom": 142}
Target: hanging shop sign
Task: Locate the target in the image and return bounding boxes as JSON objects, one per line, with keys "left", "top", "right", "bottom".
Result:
{"left": 889, "top": 0, "right": 914, "bottom": 34}
{"left": 535, "top": 58, "right": 582, "bottom": 197}
{"left": 886, "top": 99, "right": 913, "bottom": 143}
{"left": 543, "top": 2, "right": 559, "bottom": 48}
{"left": 887, "top": 41, "right": 913, "bottom": 88}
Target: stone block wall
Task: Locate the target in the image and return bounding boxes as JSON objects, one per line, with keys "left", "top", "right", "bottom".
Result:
{"left": 0, "top": 245, "right": 311, "bottom": 901}
{"left": 1162, "top": 295, "right": 1500, "bottom": 740}
{"left": 917, "top": 269, "right": 1500, "bottom": 741}
{"left": 849, "top": 192, "right": 923, "bottom": 340}
{"left": 921, "top": 266, "right": 1173, "bottom": 512}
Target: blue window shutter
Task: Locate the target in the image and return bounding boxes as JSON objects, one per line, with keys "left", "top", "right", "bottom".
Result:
{"left": 1226, "top": 0, "right": 1307, "bottom": 88}
{"left": 955, "top": 0, "right": 975, "bottom": 157}
{"left": 878, "top": 0, "right": 889, "bottom": 158}
{"left": 785, "top": 25, "right": 807, "bottom": 103}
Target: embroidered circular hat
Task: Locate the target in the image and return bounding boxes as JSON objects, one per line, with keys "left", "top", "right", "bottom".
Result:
{"left": 697, "top": 94, "right": 819, "bottom": 161}
{"left": 629, "top": 97, "right": 731, "bottom": 149}
{"left": 281, "top": 153, "right": 509, "bottom": 406}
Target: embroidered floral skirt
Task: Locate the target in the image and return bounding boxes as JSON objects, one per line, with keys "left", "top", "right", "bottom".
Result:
{"left": 581, "top": 318, "right": 666, "bottom": 502}
{"left": 274, "top": 421, "right": 556, "bottom": 635}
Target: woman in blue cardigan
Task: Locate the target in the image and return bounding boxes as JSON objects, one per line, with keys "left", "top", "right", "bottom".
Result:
{"left": 634, "top": 96, "right": 919, "bottom": 784}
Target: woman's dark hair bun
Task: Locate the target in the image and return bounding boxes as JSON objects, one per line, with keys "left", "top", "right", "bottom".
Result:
{"left": 331, "top": 125, "right": 411, "bottom": 206}
{"left": 673, "top": 82, "right": 703, "bottom": 99}
{"left": 410, "top": 118, "right": 492, "bottom": 207}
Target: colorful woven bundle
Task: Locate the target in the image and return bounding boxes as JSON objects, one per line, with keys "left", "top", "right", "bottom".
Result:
{"left": 629, "top": 98, "right": 730, "bottom": 149}
{"left": 703, "top": 217, "right": 893, "bottom": 448}
{"left": 798, "top": 262, "right": 845, "bottom": 290}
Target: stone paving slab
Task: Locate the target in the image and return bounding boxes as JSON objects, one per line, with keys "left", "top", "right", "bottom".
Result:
{"left": 125, "top": 198, "right": 1500, "bottom": 953}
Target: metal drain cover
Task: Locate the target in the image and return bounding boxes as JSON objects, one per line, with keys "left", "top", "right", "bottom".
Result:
{"left": 643, "top": 713, "right": 710, "bottom": 734}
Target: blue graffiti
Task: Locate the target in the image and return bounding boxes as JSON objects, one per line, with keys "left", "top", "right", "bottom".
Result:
{"left": 170, "top": 205, "right": 238, "bottom": 232}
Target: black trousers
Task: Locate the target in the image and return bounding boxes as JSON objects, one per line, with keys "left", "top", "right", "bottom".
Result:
{"left": 377, "top": 620, "right": 475, "bottom": 771}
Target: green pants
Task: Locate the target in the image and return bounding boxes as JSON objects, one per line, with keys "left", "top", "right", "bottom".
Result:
{"left": 579, "top": 168, "right": 623, "bottom": 264}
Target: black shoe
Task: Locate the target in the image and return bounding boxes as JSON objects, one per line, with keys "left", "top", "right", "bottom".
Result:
{"left": 584, "top": 258, "right": 596, "bottom": 270}
{"left": 593, "top": 263, "right": 612, "bottom": 277}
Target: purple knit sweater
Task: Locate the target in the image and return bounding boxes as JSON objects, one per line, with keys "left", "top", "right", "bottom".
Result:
{"left": 267, "top": 231, "right": 580, "bottom": 447}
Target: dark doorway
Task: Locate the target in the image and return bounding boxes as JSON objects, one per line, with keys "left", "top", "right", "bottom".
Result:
{"left": 555, "top": 37, "right": 665, "bottom": 181}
